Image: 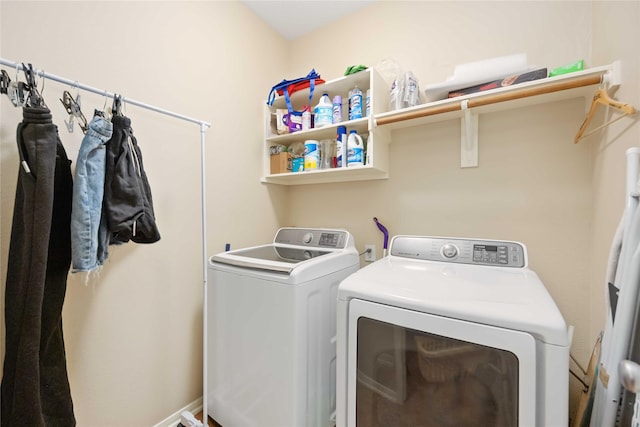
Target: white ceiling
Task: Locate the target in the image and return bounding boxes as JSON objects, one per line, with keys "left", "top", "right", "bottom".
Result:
{"left": 241, "top": 1, "right": 375, "bottom": 40}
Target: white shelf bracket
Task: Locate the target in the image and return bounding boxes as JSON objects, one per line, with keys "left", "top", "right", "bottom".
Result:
{"left": 460, "top": 100, "right": 478, "bottom": 168}
{"left": 604, "top": 60, "right": 622, "bottom": 90}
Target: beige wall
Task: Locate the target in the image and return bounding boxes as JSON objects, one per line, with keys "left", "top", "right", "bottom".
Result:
{"left": 0, "top": 1, "right": 638, "bottom": 425}
{"left": 590, "top": 1, "right": 640, "bottom": 346}
{"left": 0, "top": 1, "right": 288, "bottom": 425}
{"left": 283, "top": 0, "right": 638, "bottom": 418}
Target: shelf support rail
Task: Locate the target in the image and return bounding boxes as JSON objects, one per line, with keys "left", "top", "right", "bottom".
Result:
{"left": 0, "top": 57, "right": 213, "bottom": 425}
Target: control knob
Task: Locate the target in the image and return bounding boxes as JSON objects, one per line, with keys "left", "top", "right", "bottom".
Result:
{"left": 441, "top": 243, "right": 458, "bottom": 259}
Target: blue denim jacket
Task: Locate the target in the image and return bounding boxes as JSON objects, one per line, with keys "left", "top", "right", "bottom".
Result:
{"left": 70, "top": 115, "right": 113, "bottom": 272}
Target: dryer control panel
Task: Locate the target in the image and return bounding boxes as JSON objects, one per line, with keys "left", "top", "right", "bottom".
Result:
{"left": 390, "top": 236, "right": 526, "bottom": 268}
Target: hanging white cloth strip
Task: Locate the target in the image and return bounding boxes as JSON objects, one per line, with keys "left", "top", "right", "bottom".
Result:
{"left": 0, "top": 57, "right": 212, "bottom": 424}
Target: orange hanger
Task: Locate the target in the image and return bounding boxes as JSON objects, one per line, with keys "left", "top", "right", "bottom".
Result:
{"left": 575, "top": 88, "right": 637, "bottom": 143}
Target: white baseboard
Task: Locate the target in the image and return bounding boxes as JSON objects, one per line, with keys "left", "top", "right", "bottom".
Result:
{"left": 153, "top": 397, "right": 203, "bottom": 427}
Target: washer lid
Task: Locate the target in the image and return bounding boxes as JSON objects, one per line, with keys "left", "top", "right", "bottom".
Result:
{"left": 338, "top": 256, "right": 569, "bottom": 346}
{"left": 211, "top": 245, "right": 332, "bottom": 274}
{"left": 210, "top": 227, "right": 357, "bottom": 275}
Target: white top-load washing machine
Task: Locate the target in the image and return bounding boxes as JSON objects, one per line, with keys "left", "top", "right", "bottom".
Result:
{"left": 207, "top": 227, "right": 359, "bottom": 427}
{"left": 336, "top": 235, "right": 572, "bottom": 427}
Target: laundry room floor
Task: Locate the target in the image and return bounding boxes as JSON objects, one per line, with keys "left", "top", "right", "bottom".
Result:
{"left": 193, "top": 411, "right": 337, "bottom": 427}
{"left": 194, "top": 411, "right": 218, "bottom": 427}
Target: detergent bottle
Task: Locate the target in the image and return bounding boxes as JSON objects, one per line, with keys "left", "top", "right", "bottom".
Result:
{"left": 347, "top": 130, "right": 363, "bottom": 167}
{"left": 314, "top": 93, "right": 333, "bottom": 128}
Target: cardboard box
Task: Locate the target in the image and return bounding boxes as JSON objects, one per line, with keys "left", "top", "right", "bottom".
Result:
{"left": 270, "top": 152, "right": 293, "bottom": 174}
{"left": 447, "top": 68, "right": 548, "bottom": 98}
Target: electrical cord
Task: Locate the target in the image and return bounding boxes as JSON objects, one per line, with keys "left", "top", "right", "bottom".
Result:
{"left": 359, "top": 248, "right": 372, "bottom": 256}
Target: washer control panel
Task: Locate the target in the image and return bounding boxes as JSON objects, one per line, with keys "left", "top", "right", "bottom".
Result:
{"left": 274, "top": 228, "right": 350, "bottom": 249}
{"left": 390, "top": 236, "right": 526, "bottom": 268}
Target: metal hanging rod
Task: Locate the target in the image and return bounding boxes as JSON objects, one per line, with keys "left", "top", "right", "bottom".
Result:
{"left": 0, "top": 58, "right": 211, "bottom": 128}
{"left": 0, "top": 57, "right": 212, "bottom": 423}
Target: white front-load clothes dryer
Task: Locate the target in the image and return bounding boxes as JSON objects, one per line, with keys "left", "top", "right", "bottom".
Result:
{"left": 207, "top": 228, "right": 359, "bottom": 427}
{"left": 336, "top": 235, "right": 572, "bottom": 427}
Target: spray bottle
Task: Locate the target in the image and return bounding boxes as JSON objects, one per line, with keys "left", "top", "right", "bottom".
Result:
{"left": 349, "top": 85, "right": 363, "bottom": 120}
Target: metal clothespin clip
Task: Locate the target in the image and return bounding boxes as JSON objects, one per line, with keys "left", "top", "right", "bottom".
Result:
{"left": 60, "top": 90, "right": 88, "bottom": 133}
{"left": 7, "top": 81, "right": 28, "bottom": 107}
{"left": 6, "top": 65, "right": 23, "bottom": 107}
{"left": 21, "top": 63, "right": 44, "bottom": 107}
{"left": 112, "top": 94, "right": 123, "bottom": 116}
{"left": 0, "top": 70, "right": 10, "bottom": 95}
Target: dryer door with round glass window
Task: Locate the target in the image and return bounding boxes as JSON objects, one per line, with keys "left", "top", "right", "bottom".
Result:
{"left": 346, "top": 299, "right": 537, "bottom": 427}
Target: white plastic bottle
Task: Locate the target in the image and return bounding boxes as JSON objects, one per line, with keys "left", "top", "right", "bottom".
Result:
{"left": 347, "top": 130, "right": 363, "bottom": 167}
{"left": 302, "top": 109, "right": 311, "bottom": 130}
{"left": 314, "top": 93, "right": 333, "bottom": 128}
{"left": 403, "top": 71, "right": 419, "bottom": 108}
